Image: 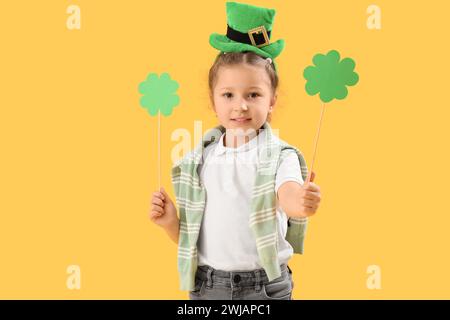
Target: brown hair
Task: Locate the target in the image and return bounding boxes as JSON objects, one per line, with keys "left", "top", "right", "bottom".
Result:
{"left": 208, "top": 51, "right": 279, "bottom": 123}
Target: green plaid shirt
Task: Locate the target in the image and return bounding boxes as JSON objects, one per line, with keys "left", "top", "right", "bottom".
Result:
{"left": 171, "top": 122, "right": 309, "bottom": 291}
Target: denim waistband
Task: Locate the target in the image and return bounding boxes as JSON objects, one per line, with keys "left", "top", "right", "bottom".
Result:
{"left": 196, "top": 264, "right": 291, "bottom": 288}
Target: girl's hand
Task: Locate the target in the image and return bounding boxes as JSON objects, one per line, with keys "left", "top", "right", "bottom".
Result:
{"left": 149, "top": 187, "right": 178, "bottom": 229}
{"left": 299, "top": 171, "right": 321, "bottom": 217}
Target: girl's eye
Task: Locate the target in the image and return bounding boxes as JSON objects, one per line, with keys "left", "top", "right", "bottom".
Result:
{"left": 222, "top": 92, "right": 260, "bottom": 99}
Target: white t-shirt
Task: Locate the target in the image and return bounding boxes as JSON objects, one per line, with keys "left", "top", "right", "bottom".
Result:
{"left": 197, "top": 128, "right": 304, "bottom": 271}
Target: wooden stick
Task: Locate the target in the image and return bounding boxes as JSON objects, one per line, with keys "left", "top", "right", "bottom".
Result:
{"left": 158, "top": 111, "right": 161, "bottom": 191}
{"left": 305, "top": 102, "right": 325, "bottom": 185}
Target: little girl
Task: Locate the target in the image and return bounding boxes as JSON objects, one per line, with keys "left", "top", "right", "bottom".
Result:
{"left": 150, "top": 2, "right": 321, "bottom": 300}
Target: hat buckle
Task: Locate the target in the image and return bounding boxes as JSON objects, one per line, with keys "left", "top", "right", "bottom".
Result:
{"left": 247, "top": 25, "right": 270, "bottom": 48}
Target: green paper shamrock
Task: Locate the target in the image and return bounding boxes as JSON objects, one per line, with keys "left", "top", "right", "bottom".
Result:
{"left": 303, "top": 50, "right": 359, "bottom": 103}
{"left": 138, "top": 72, "right": 180, "bottom": 116}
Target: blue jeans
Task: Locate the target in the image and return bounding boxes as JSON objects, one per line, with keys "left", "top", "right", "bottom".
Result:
{"left": 189, "top": 263, "right": 294, "bottom": 300}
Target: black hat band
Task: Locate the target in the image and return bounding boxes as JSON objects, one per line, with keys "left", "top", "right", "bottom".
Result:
{"left": 226, "top": 24, "right": 271, "bottom": 48}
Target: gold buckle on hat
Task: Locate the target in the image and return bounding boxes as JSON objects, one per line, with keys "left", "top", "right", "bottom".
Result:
{"left": 247, "top": 25, "right": 270, "bottom": 48}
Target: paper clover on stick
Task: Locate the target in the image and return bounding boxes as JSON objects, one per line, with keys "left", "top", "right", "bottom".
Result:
{"left": 303, "top": 50, "right": 359, "bottom": 103}
{"left": 138, "top": 72, "right": 180, "bottom": 116}
{"left": 302, "top": 50, "right": 359, "bottom": 184}
{"left": 138, "top": 72, "right": 180, "bottom": 190}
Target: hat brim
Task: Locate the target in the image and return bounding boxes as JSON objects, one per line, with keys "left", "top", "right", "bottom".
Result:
{"left": 209, "top": 33, "right": 285, "bottom": 60}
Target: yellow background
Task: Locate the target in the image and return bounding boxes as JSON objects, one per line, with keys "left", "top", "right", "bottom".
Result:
{"left": 1, "top": 0, "right": 449, "bottom": 299}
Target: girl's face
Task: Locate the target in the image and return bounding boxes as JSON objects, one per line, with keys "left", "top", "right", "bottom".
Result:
{"left": 212, "top": 63, "right": 276, "bottom": 135}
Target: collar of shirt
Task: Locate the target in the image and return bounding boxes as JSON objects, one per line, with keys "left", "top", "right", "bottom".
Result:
{"left": 214, "top": 127, "right": 268, "bottom": 156}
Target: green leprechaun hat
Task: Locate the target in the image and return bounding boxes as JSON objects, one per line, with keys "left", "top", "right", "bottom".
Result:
{"left": 209, "top": 1, "right": 285, "bottom": 68}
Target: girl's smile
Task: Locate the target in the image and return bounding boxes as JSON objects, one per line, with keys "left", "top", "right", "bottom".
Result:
{"left": 230, "top": 117, "right": 252, "bottom": 123}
